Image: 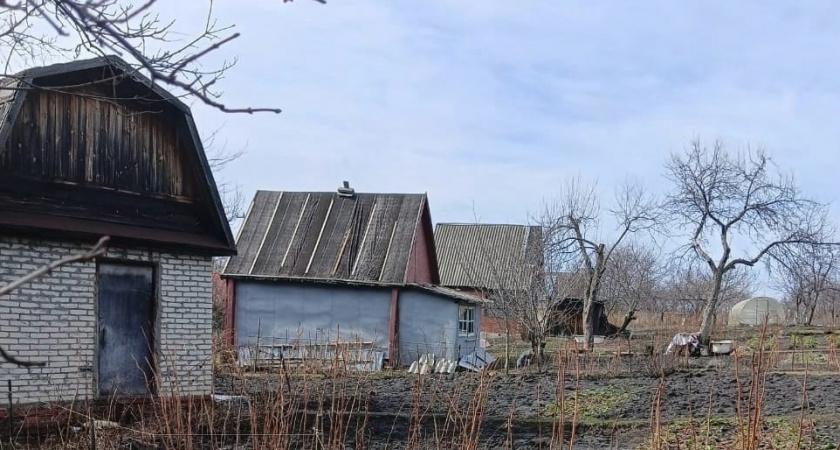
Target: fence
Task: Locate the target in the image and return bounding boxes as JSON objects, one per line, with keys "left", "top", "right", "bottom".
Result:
{"left": 237, "top": 334, "right": 385, "bottom": 372}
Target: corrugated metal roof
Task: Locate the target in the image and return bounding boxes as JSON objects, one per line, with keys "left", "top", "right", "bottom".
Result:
{"left": 224, "top": 190, "right": 428, "bottom": 284}
{"left": 408, "top": 285, "right": 487, "bottom": 305}
{"left": 434, "top": 223, "right": 542, "bottom": 289}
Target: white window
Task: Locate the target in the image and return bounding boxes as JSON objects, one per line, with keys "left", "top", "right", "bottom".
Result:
{"left": 458, "top": 306, "right": 476, "bottom": 336}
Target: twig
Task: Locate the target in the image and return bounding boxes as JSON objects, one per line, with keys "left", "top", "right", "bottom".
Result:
{"left": 0, "top": 236, "right": 109, "bottom": 367}
{"left": 0, "top": 236, "right": 109, "bottom": 297}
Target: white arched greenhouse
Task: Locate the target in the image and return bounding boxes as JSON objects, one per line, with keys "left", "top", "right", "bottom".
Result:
{"left": 728, "top": 296, "right": 786, "bottom": 327}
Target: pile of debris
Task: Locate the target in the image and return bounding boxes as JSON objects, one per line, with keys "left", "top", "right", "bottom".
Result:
{"left": 406, "top": 349, "right": 495, "bottom": 374}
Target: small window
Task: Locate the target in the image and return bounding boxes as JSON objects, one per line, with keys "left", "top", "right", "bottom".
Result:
{"left": 458, "top": 306, "right": 475, "bottom": 336}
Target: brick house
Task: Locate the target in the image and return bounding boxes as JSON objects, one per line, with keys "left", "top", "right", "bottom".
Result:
{"left": 0, "top": 57, "right": 235, "bottom": 403}
{"left": 222, "top": 186, "right": 483, "bottom": 367}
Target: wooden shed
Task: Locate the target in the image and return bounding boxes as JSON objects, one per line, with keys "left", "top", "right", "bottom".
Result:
{"left": 222, "top": 187, "right": 484, "bottom": 367}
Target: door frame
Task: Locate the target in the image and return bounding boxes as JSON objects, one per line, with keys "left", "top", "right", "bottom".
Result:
{"left": 94, "top": 258, "right": 160, "bottom": 398}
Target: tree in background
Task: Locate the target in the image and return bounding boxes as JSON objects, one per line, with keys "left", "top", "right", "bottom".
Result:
{"left": 663, "top": 140, "right": 830, "bottom": 344}
{"left": 601, "top": 241, "right": 664, "bottom": 333}
{"left": 659, "top": 261, "right": 754, "bottom": 327}
{"left": 539, "top": 178, "right": 659, "bottom": 349}
{"left": 451, "top": 222, "right": 583, "bottom": 372}
{"left": 774, "top": 238, "right": 839, "bottom": 326}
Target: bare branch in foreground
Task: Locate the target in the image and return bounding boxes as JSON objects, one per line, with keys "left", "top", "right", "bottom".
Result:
{"left": 0, "top": 236, "right": 109, "bottom": 367}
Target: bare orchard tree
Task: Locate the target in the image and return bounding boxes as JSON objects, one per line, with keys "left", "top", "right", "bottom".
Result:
{"left": 773, "top": 238, "right": 839, "bottom": 326}
{"left": 540, "top": 178, "right": 659, "bottom": 349}
{"left": 660, "top": 259, "right": 754, "bottom": 327}
{"left": 0, "top": 0, "right": 322, "bottom": 113}
{"left": 663, "top": 140, "right": 829, "bottom": 344}
{"left": 601, "top": 241, "right": 664, "bottom": 334}
{"left": 451, "top": 218, "right": 584, "bottom": 372}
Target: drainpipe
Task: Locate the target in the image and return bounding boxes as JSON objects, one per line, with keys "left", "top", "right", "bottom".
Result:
{"left": 388, "top": 288, "right": 400, "bottom": 367}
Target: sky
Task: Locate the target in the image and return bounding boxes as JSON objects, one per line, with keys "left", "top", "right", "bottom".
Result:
{"left": 176, "top": 0, "right": 840, "bottom": 229}
{"left": 10, "top": 1, "right": 840, "bottom": 293}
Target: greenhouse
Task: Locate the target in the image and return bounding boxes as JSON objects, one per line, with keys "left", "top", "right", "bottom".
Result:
{"left": 728, "top": 296, "right": 786, "bottom": 327}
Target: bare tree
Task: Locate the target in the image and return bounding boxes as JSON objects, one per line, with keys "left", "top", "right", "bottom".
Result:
{"left": 663, "top": 140, "right": 830, "bottom": 344}
{"left": 774, "top": 239, "right": 839, "bottom": 326}
{"left": 203, "top": 126, "right": 247, "bottom": 223}
{"left": 659, "top": 259, "right": 754, "bottom": 326}
{"left": 601, "top": 241, "right": 664, "bottom": 333}
{"left": 0, "top": 0, "right": 322, "bottom": 113}
{"left": 540, "top": 178, "right": 659, "bottom": 349}
{"left": 0, "top": 236, "right": 109, "bottom": 367}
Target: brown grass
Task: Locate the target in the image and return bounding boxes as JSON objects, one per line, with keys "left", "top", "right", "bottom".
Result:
{"left": 2, "top": 324, "right": 837, "bottom": 449}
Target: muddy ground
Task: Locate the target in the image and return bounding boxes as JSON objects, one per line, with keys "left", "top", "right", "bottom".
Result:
{"left": 213, "top": 355, "right": 840, "bottom": 449}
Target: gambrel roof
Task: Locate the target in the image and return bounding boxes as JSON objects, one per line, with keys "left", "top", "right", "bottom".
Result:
{"left": 0, "top": 56, "right": 235, "bottom": 254}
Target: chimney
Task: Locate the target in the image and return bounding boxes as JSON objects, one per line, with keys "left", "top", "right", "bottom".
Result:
{"left": 337, "top": 181, "right": 355, "bottom": 198}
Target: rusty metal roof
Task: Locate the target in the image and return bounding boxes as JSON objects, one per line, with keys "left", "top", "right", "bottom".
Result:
{"left": 434, "top": 223, "right": 542, "bottom": 290}
{"left": 224, "top": 190, "right": 432, "bottom": 284}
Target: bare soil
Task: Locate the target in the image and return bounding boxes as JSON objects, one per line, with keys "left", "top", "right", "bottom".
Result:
{"left": 213, "top": 354, "right": 840, "bottom": 449}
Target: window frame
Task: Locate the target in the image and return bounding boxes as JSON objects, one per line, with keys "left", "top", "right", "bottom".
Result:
{"left": 458, "top": 305, "right": 476, "bottom": 337}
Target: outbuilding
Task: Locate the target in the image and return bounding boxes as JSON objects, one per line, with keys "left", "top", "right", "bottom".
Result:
{"left": 222, "top": 187, "right": 483, "bottom": 367}
{"left": 0, "top": 57, "right": 235, "bottom": 403}
{"left": 434, "top": 223, "right": 542, "bottom": 334}
{"left": 728, "top": 296, "right": 786, "bottom": 327}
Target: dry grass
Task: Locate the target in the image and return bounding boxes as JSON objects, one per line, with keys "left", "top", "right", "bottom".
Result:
{"left": 2, "top": 325, "right": 838, "bottom": 449}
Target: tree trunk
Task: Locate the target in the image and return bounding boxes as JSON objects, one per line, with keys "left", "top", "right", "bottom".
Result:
{"left": 582, "top": 299, "right": 594, "bottom": 350}
{"left": 618, "top": 308, "right": 637, "bottom": 334}
{"left": 503, "top": 316, "right": 511, "bottom": 376}
{"left": 807, "top": 299, "right": 818, "bottom": 327}
{"left": 698, "top": 271, "right": 724, "bottom": 345}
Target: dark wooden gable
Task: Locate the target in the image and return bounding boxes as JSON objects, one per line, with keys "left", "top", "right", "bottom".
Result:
{"left": 0, "top": 57, "right": 235, "bottom": 254}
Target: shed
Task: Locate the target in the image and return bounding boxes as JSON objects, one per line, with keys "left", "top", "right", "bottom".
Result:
{"left": 222, "top": 187, "right": 483, "bottom": 367}
{"left": 0, "top": 57, "right": 234, "bottom": 403}
{"left": 728, "top": 296, "right": 786, "bottom": 327}
{"left": 434, "top": 223, "right": 542, "bottom": 333}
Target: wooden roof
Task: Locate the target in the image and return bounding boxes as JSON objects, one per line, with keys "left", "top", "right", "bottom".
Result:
{"left": 224, "top": 190, "right": 439, "bottom": 284}
{"left": 434, "top": 223, "right": 542, "bottom": 290}
{"left": 0, "top": 56, "right": 235, "bottom": 254}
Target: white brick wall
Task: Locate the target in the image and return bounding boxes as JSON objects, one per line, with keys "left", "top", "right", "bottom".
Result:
{"left": 0, "top": 235, "right": 213, "bottom": 404}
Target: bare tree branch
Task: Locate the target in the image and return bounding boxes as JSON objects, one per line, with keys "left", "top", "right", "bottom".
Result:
{"left": 0, "top": 0, "right": 324, "bottom": 114}
{"left": 0, "top": 236, "right": 109, "bottom": 367}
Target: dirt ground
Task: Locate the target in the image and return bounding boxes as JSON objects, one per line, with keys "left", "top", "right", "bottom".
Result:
{"left": 213, "top": 352, "right": 840, "bottom": 449}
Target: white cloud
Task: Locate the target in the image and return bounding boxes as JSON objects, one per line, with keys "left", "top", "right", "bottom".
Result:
{"left": 184, "top": 0, "right": 840, "bottom": 230}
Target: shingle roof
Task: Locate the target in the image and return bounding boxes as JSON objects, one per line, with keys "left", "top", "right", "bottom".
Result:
{"left": 434, "top": 223, "right": 542, "bottom": 290}
{"left": 224, "top": 190, "right": 432, "bottom": 284}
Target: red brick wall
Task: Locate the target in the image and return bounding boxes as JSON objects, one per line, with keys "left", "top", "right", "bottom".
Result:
{"left": 481, "top": 314, "right": 521, "bottom": 335}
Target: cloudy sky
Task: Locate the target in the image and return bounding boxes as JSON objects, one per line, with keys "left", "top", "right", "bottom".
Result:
{"left": 173, "top": 1, "right": 840, "bottom": 232}
{"left": 13, "top": 1, "right": 840, "bottom": 269}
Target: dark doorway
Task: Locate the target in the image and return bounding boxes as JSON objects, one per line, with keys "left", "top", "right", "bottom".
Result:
{"left": 97, "top": 263, "right": 156, "bottom": 397}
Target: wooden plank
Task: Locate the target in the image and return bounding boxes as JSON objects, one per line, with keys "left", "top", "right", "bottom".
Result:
{"left": 289, "top": 192, "right": 334, "bottom": 277}
{"left": 380, "top": 195, "right": 424, "bottom": 283}
{"left": 250, "top": 192, "right": 301, "bottom": 275}
{"left": 225, "top": 191, "right": 281, "bottom": 275}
